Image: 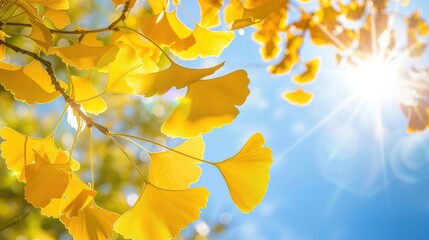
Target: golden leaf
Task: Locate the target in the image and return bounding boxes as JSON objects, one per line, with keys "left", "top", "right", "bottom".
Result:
{"left": 28, "top": 17, "right": 53, "bottom": 53}
{"left": 197, "top": 0, "right": 223, "bottom": 28}
{"left": 149, "top": 136, "right": 204, "bottom": 189}
{"left": 105, "top": 43, "right": 144, "bottom": 94}
{"left": 171, "top": 25, "right": 235, "bottom": 60}
{"left": 0, "top": 127, "right": 80, "bottom": 182}
{"left": 29, "top": 0, "right": 69, "bottom": 10}
{"left": 43, "top": 7, "right": 70, "bottom": 29}
{"left": 147, "top": 0, "right": 167, "bottom": 14}
{"left": 114, "top": 184, "right": 209, "bottom": 240}
{"left": 162, "top": 70, "right": 250, "bottom": 138}
{"left": 61, "top": 202, "right": 120, "bottom": 240}
{"left": 70, "top": 76, "right": 107, "bottom": 115}
{"left": 282, "top": 88, "right": 314, "bottom": 106}
{"left": 214, "top": 133, "right": 273, "bottom": 213}
{"left": 0, "top": 61, "right": 65, "bottom": 104}
{"left": 42, "top": 174, "right": 97, "bottom": 218}
{"left": 24, "top": 149, "right": 72, "bottom": 208}
{"left": 0, "top": 31, "right": 6, "bottom": 60}
{"left": 127, "top": 62, "right": 224, "bottom": 97}
{"left": 292, "top": 58, "right": 321, "bottom": 85}
{"left": 55, "top": 42, "right": 119, "bottom": 69}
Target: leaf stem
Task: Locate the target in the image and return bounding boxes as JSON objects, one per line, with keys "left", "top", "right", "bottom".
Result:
{"left": 110, "top": 133, "right": 211, "bottom": 164}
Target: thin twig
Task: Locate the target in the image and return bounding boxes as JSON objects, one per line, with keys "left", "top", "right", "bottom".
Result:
{"left": 0, "top": 212, "right": 30, "bottom": 232}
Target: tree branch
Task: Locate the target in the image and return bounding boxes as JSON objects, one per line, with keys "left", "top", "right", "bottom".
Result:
{"left": 0, "top": 39, "right": 109, "bottom": 135}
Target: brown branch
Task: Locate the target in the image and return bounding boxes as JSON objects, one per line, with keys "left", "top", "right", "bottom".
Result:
{"left": 0, "top": 1, "right": 130, "bottom": 35}
{"left": 0, "top": 212, "right": 30, "bottom": 232}
{"left": 0, "top": 39, "right": 109, "bottom": 135}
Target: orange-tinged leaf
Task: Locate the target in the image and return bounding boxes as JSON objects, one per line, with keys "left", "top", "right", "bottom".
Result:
{"left": 0, "top": 61, "right": 65, "bottom": 104}
{"left": 162, "top": 70, "right": 250, "bottom": 138}
{"left": 61, "top": 202, "right": 120, "bottom": 240}
{"left": 71, "top": 76, "right": 107, "bottom": 115}
{"left": 28, "top": 17, "right": 53, "bottom": 53}
{"left": 114, "top": 184, "right": 209, "bottom": 240}
{"left": 43, "top": 7, "right": 70, "bottom": 29}
{"left": 0, "top": 127, "right": 80, "bottom": 182}
{"left": 42, "top": 174, "right": 97, "bottom": 218}
{"left": 215, "top": 133, "right": 273, "bottom": 213}
{"left": 149, "top": 136, "right": 204, "bottom": 189}
{"left": 197, "top": 0, "right": 223, "bottom": 28}
{"left": 24, "top": 150, "right": 72, "bottom": 208}
{"left": 171, "top": 25, "right": 235, "bottom": 60}
{"left": 105, "top": 43, "right": 143, "bottom": 94}
{"left": 292, "top": 58, "right": 321, "bottom": 84}
{"left": 55, "top": 42, "right": 119, "bottom": 69}
{"left": 282, "top": 88, "right": 314, "bottom": 106}
{"left": 127, "top": 62, "right": 224, "bottom": 97}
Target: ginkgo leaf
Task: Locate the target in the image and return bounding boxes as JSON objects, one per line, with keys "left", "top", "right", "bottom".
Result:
{"left": 55, "top": 42, "right": 119, "bottom": 69}
{"left": 29, "top": 0, "right": 69, "bottom": 10}
{"left": 0, "top": 61, "right": 65, "bottom": 104}
{"left": 113, "top": 32, "right": 162, "bottom": 72}
{"left": 292, "top": 58, "right": 321, "bottom": 84}
{"left": 24, "top": 149, "right": 72, "bottom": 208}
{"left": 197, "top": 0, "right": 223, "bottom": 28}
{"left": 0, "top": 127, "right": 79, "bottom": 182}
{"left": 282, "top": 88, "right": 314, "bottom": 106}
{"left": 42, "top": 174, "right": 97, "bottom": 218}
{"left": 43, "top": 7, "right": 70, "bottom": 29}
{"left": 269, "top": 35, "right": 303, "bottom": 74}
{"left": 28, "top": 17, "right": 53, "bottom": 54}
{"left": 162, "top": 70, "right": 250, "bottom": 138}
{"left": 225, "top": 0, "right": 286, "bottom": 30}
{"left": 140, "top": 10, "right": 192, "bottom": 47}
{"left": 71, "top": 76, "right": 107, "bottom": 115}
{"left": 214, "top": 133, "right": 273, "bottom": 213}
{"left": 149, "top": 136, "right": 204, "bottom": 189}
{"left": 61, "top": 202, "right": 120, "bottom": 240}
{"left": 171, "top": 25, "right": 235, "bottom": 60}
{"left": 147, "top": 0, "right": 167, "bottom": 14}
{"left": 114, "top": 184, "right": 209, "bottom": 240}
{"left": 127, "top": 62, "right": 224, "bottom": 97}
{"left": 105, "top": 43, "right": 143, "bottom": 94}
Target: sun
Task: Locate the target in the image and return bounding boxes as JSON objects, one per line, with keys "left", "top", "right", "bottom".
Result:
{"left": 346, "top": 56, "right": 401, "bottom": 105}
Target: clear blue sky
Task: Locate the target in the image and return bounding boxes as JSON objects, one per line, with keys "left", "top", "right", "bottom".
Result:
{"left": 191, "top": 1, "right": 429, "bottom": 239}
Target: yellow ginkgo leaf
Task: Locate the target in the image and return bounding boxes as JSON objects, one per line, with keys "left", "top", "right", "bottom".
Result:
{"left": 105, "top": 43, "right": 144, "bottom": 94}
{"left": 171, "top": 25, "right": 235, "bottom": 60}
{"left": 0, "top": 127, "right": 80, "bottom": 182}
{"left": 162, "top": 70, "right": 250, "bottom": 138}
{"left": 61, "top": 202, "right": 120, "bottom": 240}
{"left": 197, "top": 0, "right": 223, "bottom": 28}
{"left": 140, "top": 9, "right": 192, "bottom": 47}
{"left": 147, "top": 0, "right": 167, "bottom": 14}
{"left": 0, "top": 61, "right": 65, "bottom": 104}
{"left": 24, "top": 149, "right": 72, "bottom": 208}
{"left": 127, "top": 62, "right": 224, "bottom": 97}
{"left": 149, "top": 136, "right": 204, "bottom": 189}
{"left": 282, "top": 88, "right": 314, "bottom": 106}
{"left": 214, "top": 133, "right": 273, "bottom": 213}
{"left": 292, "top": 58, "right": 321, "bottom": 85}
{"left": 71, "top": 76, "right": 107, "bottom": 115}
{"left": 42, "top": 174, "right": 97, "bottom": 218}
{"left": 55, "top": 42, "right": 119, "bottom": 69}
{"left": 113, "top": 32, "right": 162, "bottom": 72}
{"left": 114, "top": 184, "right": 209, "bottom": 240}
{"left": 43, "top": 7, "right": 70, "bottom": 29}
{"left": 29, "top": 0, "right": 69, "bottom": 10}
{"left": 28, "top": 17, "right": 53, "bottom": 54}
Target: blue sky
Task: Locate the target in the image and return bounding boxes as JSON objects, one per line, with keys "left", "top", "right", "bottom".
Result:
{"left": 189, "top": 1, "right": 429, "bottom": 239}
